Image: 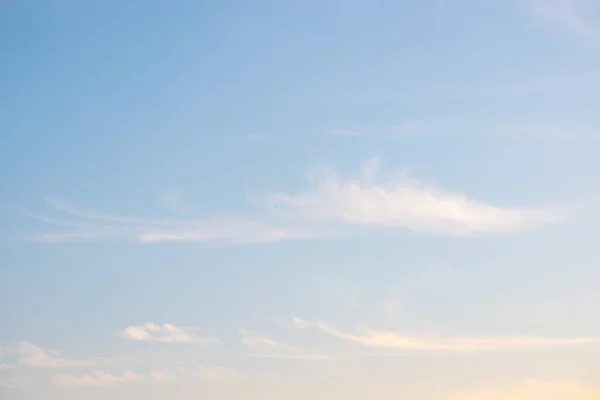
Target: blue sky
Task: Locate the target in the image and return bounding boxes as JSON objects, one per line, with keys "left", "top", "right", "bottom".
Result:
{"left": 2, "top": 0, "right": 600, "bottom": 398}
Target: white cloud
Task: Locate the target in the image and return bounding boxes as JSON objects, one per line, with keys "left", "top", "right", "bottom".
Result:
{"left": 314, "top": 321, "right": 600, "bottom": 352}
{"left": 527, "top": 0, "right": 600, "bottom": 40}
{"left": 239, "top": 329, "right": 302, "bottom": 353}
{"left": 26, "top": 198, "right": 313, "bottom": 244}
{"left": 1, "top": 342, "right": 91, "bottom": 368}
{"left": 445, "top": 380, "right": 600, "bottom": 400}
{"left": 24, "top": 161, "right": 564, "bottom": 243}
{"left": 268, "top": 160, "right": 564, "bottom": 236}
{"left": 119, "top": 323, "right": 217, "bottom": 345}
{"left": 53, "top": 370, "right": 142, "bottom": 388}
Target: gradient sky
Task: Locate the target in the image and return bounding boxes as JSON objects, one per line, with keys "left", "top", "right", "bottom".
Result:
{"left": 2, "top": 0, "right": 600, "bottom": 399}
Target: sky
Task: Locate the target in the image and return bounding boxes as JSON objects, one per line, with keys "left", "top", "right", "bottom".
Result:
{"left": 1, "top": 0, "right": 600, "bottom": 399}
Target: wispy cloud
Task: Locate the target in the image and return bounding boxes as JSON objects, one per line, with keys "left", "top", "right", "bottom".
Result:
{"left": 238, "top": 323, "right": 342, "bottom": 360}
{"left": 527, "top": 0, "right": 600, "bottom": 41}
{"left": 268, "top": 159, "right": 565, "bottom": 236}
{"left": 24, "top": 198, "right": 314, "bottom": 245}
{"left": 239, "top": 329, "right": 303, "bottom": 353}
{"left": 1, "top": 342, "right": 92, "bottom": 368}
{"left": 23, "top": 161, "right": 565, "bottom": 243}
{"left": 313, "top": 321, "right": 600, "bottom": 352}
{"left": 119, "top": 323, "right": 218, "bottom": 345}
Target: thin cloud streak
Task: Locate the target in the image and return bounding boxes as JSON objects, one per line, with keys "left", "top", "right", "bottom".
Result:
{"left": 26, "top": 198, "right": 317, "bottom": 245}
{"left": 269, "top": 160, "right": 565, "bottom": 236}
{"left": 23, "top": 161, "right": 566, "bottom": 243}
{"left": 1, "top": 342, "right": 93, "bottom": 368}
{"left": 314, "top": 321, "right": 600, "bottom": 352}
{"left": 239, "top": 329, "right": 303, "bottom": 353}
{"left": 119, "top": 323, "right": 218, "bottom": 345}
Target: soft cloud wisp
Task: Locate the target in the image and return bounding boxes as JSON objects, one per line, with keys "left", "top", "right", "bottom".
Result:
{"left": 119, "top": 323, "right": 217, "bottom": 345}
{"left": 268, "top": 160, "right": 564, "bottom": 236}
{"left": 24, "top": 161, "right": 565, "bottom": 243}
{"left": 239, "top": 329, "right": 302, "bottom": 353}
{"left": 1, "top": 342, "right": 91, "bottom": 368}
{"left": 315, "top": 322, "right": 600, "bottom": 352}
{"left": 26, "top": 198, "right": 307, "bottom": 245}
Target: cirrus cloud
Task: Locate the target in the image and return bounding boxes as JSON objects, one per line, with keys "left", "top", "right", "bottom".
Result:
{"left": 268, "top": 159, "right": 565, "bottom": 236}
{"left": 239, "top": 328, "right": 303, "bottom": 353}
{"left": 118, "top": 323, "right": 217, "bottom": 345}
{"left": 23, "top": 160, "right": 566, "bottom": 243}
{"left": 1, "top": 342, "right": 92, "bottom": 368}
{"left": 312, "top": 321, "right": 600, "bottom": 352}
